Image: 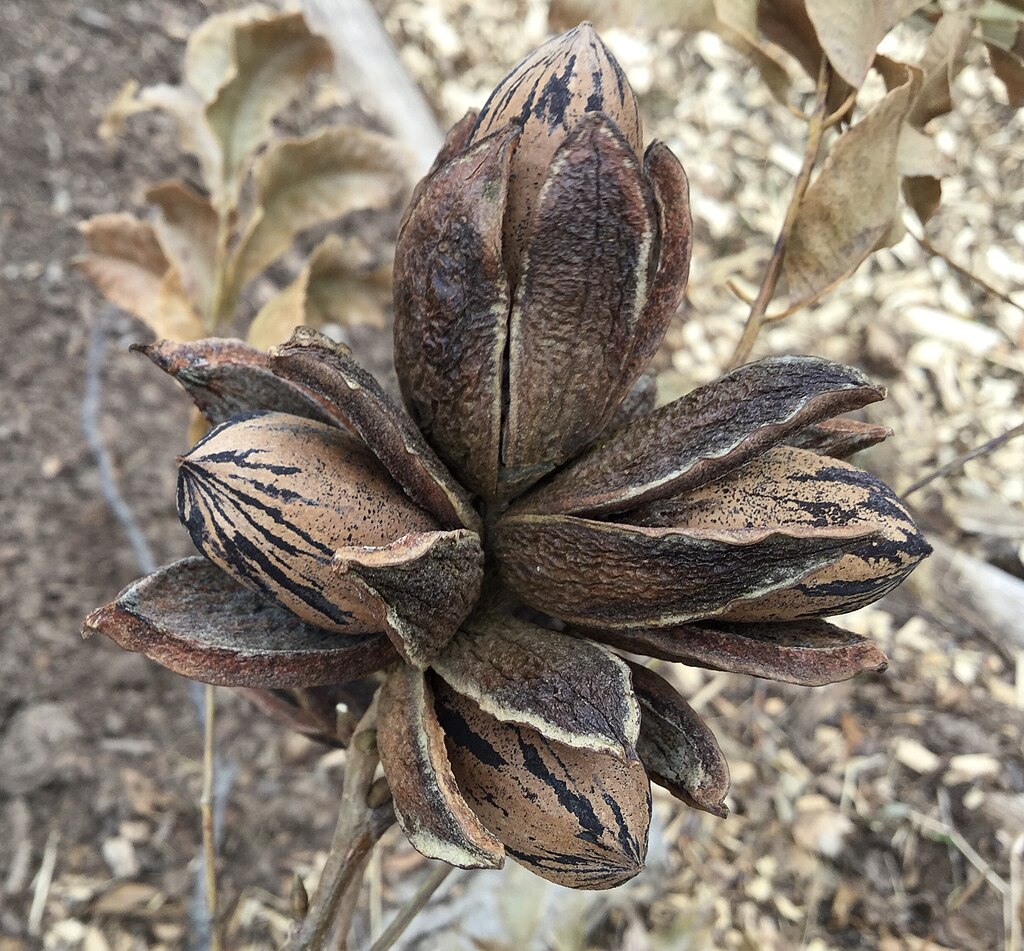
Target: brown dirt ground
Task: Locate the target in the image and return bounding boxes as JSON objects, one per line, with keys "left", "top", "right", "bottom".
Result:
{"left": 2, "top": 2, "right": 1023, "bottom": 950}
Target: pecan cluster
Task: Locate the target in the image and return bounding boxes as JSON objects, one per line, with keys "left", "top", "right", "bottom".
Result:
{"left": 86, "top": 24, "right": 929, "bottom": 889}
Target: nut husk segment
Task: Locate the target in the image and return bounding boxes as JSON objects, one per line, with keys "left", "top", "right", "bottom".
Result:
{"left": 519, "top": 356, "right": 885, "bottom": 518}
{"left": 378, "top": 665, "right": 504, "bottom": 869}
{"left": 178, "top": 412, "right": 439, "bottom": 633}
{"left": 393, "top": 126, "right": 518, "bottom": 501}
{"left": 432, "top": 611, "right": 640, "bottom": 758}
{"left": 434, "top": 679, "right": 651, "bottom": 890}
{"left": 271, "top": 327, "right": 482, "bottom": 533}
{"left": 627, "top": 662, "right": 730, "bottom": 817}
{"left": 494, "top": 513, "right": 875, "bottom": 631}
{"left": 83, "top": 557, "right": 396, "bottom": 687}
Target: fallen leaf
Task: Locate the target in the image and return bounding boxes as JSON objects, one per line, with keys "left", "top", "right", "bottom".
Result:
{"left": 780, "top": 64, "right": 921, "bottom": 305}
{"left": 205, "top": 12, "right": 333, "bottom": 205}
{"left": 981, "top": 4, "right": 1024, "bottom": 106}
{"left": 227, "top": 125, "right": 407, "bottom": 300}
{"left": 247, "top": 235, "right": 390, "bottom": 350}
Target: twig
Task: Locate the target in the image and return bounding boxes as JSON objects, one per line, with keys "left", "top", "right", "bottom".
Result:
{"left": 727, "top": 58, "right": 831, "bottom": 370}
{"left": 286, "top": 697, "right": 395, "bottom": 951}
{"left": 902, "top": 421, "right": 1024, "bottom": 496}
{"left": 81, "top": 305, "right": 156, "bottom": 576}
{"left": 910, "top": 809, "right": 1009, "bottom": 899}
{"left": 367, "top": 863, "right": 454, "bottom": 951}
{"left": 914, "top": 232, "right": 1024, "bottom": 318}
{"left": 27, "top": 830, "right": 59, "bottom": 936}
{"left": 201, "top": 684, "right": 222, "bottom": 950}
{"left": 368, "top": 840, "right": 383, "bottom": 942}
{"left": 1009, "top": 833, "right": 1024, "bottom": 951}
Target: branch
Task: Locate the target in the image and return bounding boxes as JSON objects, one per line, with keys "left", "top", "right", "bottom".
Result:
{"left": 286, "top": 697, "right": 396, "bottom": 951}
{"left": 727, "top": 58, "right": 831, "bottom": 370}
{"left": 902, "top": 421, "right": 1024, "bottom": 497}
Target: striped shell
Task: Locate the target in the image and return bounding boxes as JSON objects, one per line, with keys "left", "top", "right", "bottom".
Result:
{"left": 469, "top": 21, "right": 642, "bottom": 273}
{"left": 433, "top": 679, "right": 651, "bottom": 890}
{"left": 632, "top": 445, "right": 931, "bottom": 620}
{"left": 177, "top": 412, "right": 437, "bottom": 632}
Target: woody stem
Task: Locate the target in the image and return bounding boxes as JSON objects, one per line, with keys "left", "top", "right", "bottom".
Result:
{"left": 727, "top": 57, "right": 831, "bottom": 370}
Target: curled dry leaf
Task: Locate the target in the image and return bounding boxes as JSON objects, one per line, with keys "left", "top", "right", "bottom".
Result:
{"left": 145, "top": 180, "right": 219, "bottom": 321}
{"left": 779, "top": 64, "right": 921, "bottom": 306}
{"left": 804, "top": 0, "right": 928, "bottom": 88}
{"left": 247, "top": 235, "right": 391, "bottom": 351}
{"left": 227, "top": 126, "right": 408, "bottom": 303}
{"left": 75, "top": 214, "right": 204, "bottom": 340}
{"left": 183, "top": 5, "right": 277, "bottom": 104}
{"left": 205, "top": 12, "right": 333, "bottom": 205}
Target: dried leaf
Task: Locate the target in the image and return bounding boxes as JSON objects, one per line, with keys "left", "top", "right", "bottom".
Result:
{"left": 378, "top": 666, "right": 504, "bottom": 869}
{"left": 270, "top": 328, "right": 482, "bottom": 533}
{"left": 183, "top": 5, "right": 276, "bottom": 103}
{"left": 83, "top": 558, "right": 396, "bottom": 687}
{"left": 228, "top": 125, "right": 407, "bottom": 297}
{"left": 907, "top": 12, "right": 972, "bottom": 128}
{"left": 393, "top": 124, "right": 518, "bottom": 501}
{"left": 135, "top": 84, "right": 223, "bottom": 198}
{"left": 136, "top": 337, "right": 339, "bottom": 426}
{"left": 520, "top": 357, "right": 883, "bottom": 518}
{"left": 780, "top": 66, "right": 921, "bottom": 304}
{"left": 145, "top": 180, "right": 219, "bottom": 321}
{"left": 494, "top": 512, "right": 874, "bottom": 631}
{"left": 592, "top": 620, "right": 888, "bottom": 687}
{"left": 804, "top": 0, "right": 928, "bottom": 88}
{"left": 987, "top": 41, "right": 1024, "bottom": 106}
{"left": 76, "top": 214, "right": 205, "bottom": 340}
{"left": 433, "top": 612, "right": 640, "bottom": 759}
{"left": 627, "top": 662, "right": 730, "bottom": 816}
{"left": 434, "top": 679, "right": 650, "bottom": 890}
{"left": 205, "top": 12, "right": 333, "bottom": 203}
{"left": 247, "top": 235, "right": 391, "bottom": 351}
{"left": 178, "top": 412, "right": 439, "bottom": 632}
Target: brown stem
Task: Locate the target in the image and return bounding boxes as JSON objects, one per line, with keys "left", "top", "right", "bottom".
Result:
{"left": 286, "top": 698, "right": 395, "bottom": 951}
{"left": 727, "top": 58, "right": 832, "bottom": 370}
{"left": 902, "top": 421, "right": 1024, "bottom": 497}
{"left": 914, "top": 232, "right": 1024, "bottom": 318}
{"left": 201, "top": 684, "right": 222, "bottom": 951}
